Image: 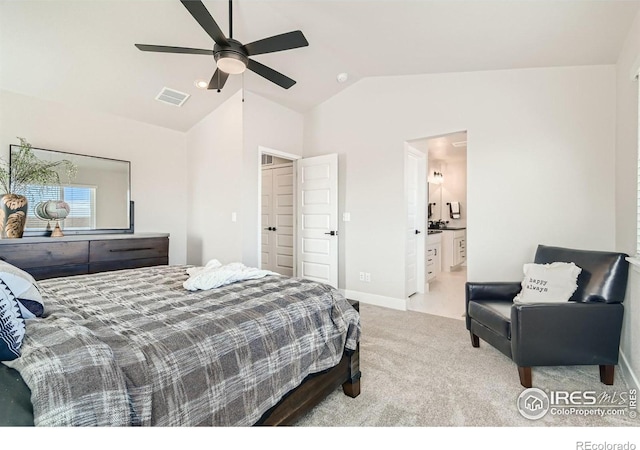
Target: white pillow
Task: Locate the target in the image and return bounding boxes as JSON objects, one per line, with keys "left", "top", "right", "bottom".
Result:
{"left": 513, "top": 262, "right": 582, "bottom": 304}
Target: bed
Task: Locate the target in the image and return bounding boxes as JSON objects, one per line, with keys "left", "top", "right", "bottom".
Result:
{"left": 0, "top": 264, "right": 361, "bottom": 426}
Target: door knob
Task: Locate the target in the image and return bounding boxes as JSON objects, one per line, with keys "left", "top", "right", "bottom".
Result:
{"left": 415, "top": 230, "right": 421, "bottom": 234}
{"left": 324, "top": 230, "right": 337, "bottom": 236}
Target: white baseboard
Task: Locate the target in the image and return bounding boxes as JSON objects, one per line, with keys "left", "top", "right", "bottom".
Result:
{"left": 341, "top": 289, "right": 407, "bottom": 311}
{"left": 619, "top": 350, "right": 639, "bottom": 391}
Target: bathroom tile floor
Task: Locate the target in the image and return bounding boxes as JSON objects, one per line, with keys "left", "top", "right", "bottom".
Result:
{"left": 407, "top": 267, "right": 467, "bottom": 320}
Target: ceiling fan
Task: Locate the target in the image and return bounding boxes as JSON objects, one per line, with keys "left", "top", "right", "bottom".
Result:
{"left": 135, "top": 0, "right": 309, "bottom": 91}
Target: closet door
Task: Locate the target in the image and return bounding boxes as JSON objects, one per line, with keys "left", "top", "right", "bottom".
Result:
{"left": 261, "top": 168, "right": 274, "bottom": 271}
{"left": 261, "top": 164, "right": 294, "bottom": 276}
{"left": 272, "top": 166, "right": 294, "bottom": 276}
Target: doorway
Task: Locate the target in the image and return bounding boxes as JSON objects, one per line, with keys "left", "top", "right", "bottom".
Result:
{"left": 259, "top": 147, "right": 298, "bottom": 276}
{"left": 406, "top": 131, "right": 468, "bottom": 320}
{"left": 257, "top": 148, "right": 340, "bottom": 288}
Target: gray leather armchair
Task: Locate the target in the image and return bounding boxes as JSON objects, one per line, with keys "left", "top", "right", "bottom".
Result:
{"left": 465, "top": 245, "right": 629, "bottom": 388}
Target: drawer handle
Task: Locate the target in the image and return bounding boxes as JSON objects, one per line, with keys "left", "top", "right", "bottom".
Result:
{"left": 109, "top": 247, "right": 154, "bottom": 253}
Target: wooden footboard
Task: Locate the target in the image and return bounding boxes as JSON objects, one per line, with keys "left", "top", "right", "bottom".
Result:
{"left": 256, "top": 299, "right": 361, "bottom": 426}
{"left": 255, "top": 345, "right": 361, "bottom": 426}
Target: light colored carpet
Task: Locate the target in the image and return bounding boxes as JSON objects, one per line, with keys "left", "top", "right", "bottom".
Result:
{"left": 294, "top": 304, "right": 638, "bottom": 427}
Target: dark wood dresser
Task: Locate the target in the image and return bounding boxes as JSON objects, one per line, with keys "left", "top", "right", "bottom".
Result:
{"left": 0, "top": 233, "right": 169, "bottom": 280}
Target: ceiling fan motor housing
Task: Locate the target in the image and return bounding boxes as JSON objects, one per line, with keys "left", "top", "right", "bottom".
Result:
{"left": 214, "top": 39, "right": 249, "bottom": 74}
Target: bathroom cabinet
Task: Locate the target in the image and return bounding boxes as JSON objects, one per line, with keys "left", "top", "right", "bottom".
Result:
{"left": 441, "top": 229, "right": 466, "bottom": 272}
{"left": 426, "top": 232, "right": 442, "bottom": 281}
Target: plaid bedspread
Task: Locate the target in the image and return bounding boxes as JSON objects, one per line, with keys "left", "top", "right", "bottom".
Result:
{"left": 2, "top": 265, "right": 360, "bottom": 426}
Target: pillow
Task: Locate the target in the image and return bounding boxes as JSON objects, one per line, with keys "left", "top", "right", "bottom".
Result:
{"left": 0, "top": 278, "right": 26, "bottom": 361}
{"left": 0, "top": 260, "right": 44, "bottom": 318}
{"left": 513, "top": 262, "right": 582, "bottom": 304}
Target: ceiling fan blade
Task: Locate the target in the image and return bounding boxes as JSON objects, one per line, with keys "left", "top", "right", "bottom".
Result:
{"left": 247, "top": 59, "right": 296, "bottom": 89}
{"left": 180, "top": 0, "right": 229, "bottom": 46}
{"left": 244, "top": 30, "right": 309, "bottom": 56}
{"left": 135, "top": 44, "right": 212, "bottom": 55}
{"left": 208, "top": 69, "right": 229, "bottom": 90}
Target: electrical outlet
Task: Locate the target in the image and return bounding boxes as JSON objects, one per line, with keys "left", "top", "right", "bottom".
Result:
{"left": 359, "top": 272, "right": 365, "bottom": 281}
{"left": 365, "top": 273, "right": 371, "bottom": 282}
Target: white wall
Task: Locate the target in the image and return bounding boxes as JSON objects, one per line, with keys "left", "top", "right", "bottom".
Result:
{"left": 0, "top": 89, "right": 188, "bottom": 264}
{"left": 185, "top": 90, "right": 303, "bottom": 268}
{"left": 615, "top": 9, "right": 640, "bottom": 391}
{"left": 241, "top": 91, "right": 304, "bottom": 268}
{"left": 186, "top": 91, "right": 244, "bottom": 266}
{"left": 304, "top": 65, "right": 617, "bottom": 308}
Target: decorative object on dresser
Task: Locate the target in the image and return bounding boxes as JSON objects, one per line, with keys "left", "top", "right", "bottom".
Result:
{"left": 0, "top": 233, "right": 169, "bottom": 280}
{"left": 34, "top": 200, "right": 70, "bottom": 237}
{"left": 1, "top": 138, "right": 76, "bottom": 239}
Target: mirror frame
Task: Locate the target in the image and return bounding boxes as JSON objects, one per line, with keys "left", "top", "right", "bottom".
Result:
{"left": 9, "top": 145, "right": 134, "bottom": 236}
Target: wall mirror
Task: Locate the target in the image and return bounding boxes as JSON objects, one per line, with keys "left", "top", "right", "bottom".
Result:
{"left": 10, "top": 145, "right": 132, "bottom": 235}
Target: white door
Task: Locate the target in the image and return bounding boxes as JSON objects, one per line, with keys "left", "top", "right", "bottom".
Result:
{"left": 297, "top": 154, "right": 339, "bottom": 288}
{"left": 261, "top": 165, "right": 294, "bottom": 276}
{"left": 272, "top": 166, "right": 294, "bottom": 276}
{"left": 405, "top": 147, "right": 426, "bottom": 297}
{"left": 261, "top": 168, "right": 274, "bottom": 270}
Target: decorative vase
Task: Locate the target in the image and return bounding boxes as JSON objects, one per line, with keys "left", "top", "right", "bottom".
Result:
{"left": 0, "top": 194, "right": 28, "bottom": 238}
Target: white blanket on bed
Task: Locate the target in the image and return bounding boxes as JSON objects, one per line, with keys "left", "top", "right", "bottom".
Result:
{"left": 183, "top": 259, "right": 278, "bottom": 291}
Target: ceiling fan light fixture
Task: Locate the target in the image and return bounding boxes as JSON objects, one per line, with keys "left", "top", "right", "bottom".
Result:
{"left": 215, "top": 50, "right": 248, "bottom": 75}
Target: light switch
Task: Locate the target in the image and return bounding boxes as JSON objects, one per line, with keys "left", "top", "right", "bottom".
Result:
{"left": 343, "top": 212, "right": 351, "bottom": 222}
{"left": 231, "top": 212, "right": 237, "bottom": 222}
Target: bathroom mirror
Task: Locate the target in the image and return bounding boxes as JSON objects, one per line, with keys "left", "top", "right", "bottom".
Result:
{"left": 10, "top": 145, "right": 132, "bottom": 235}
{"left": 428, "top": 180, "right": 442, "bottom": 222}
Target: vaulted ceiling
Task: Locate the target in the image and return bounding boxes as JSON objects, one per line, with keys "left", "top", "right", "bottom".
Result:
{"left": 2, "top": 0, "right": 638, "bottom": 132}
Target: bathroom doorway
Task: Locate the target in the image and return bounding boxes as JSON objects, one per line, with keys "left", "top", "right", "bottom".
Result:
{"left": 406, "top": 130, "right": 468, "bottom": 320}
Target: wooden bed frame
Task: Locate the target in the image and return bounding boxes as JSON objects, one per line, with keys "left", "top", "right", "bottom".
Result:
{"left": 258, "top": 299, "right": 361, "bottom": 425}
{"left": 257, "top": 344, "right": 361, "bottom": 425}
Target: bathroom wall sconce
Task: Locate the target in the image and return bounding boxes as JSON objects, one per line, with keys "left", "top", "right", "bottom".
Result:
{"left": 430, "top": 171, "right": 444, "bottom": 184}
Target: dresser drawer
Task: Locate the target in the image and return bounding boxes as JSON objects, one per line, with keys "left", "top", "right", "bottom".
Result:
{"left": 90, "top": 257, "right": 167, "bottom": 274}
{"left": 30, "top": 264, "right": 89, "bottom": 281}
{"left": 0, "top": 241, "right": 89, "bottom": 269}
{"left": 89, "top": 238, "right": 169, "bottom": 262}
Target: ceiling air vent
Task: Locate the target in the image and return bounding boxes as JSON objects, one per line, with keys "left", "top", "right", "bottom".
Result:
{"left": 155, "top": 87, "right": 190, "bottom": 107}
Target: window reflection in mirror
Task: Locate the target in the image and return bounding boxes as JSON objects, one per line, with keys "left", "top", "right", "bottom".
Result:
{"left": 10, "top": 146, "right": 131, "bottom": 232}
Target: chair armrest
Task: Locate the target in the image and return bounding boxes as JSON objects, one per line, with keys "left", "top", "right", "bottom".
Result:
{"left": 466, "top": 282, "right": 522, "bottom": 302}
{"left": 511, "top": 302, "right": 624, "bottom": 367}
{"left": 465, "top": 282, "right": 521, "bottom": 329}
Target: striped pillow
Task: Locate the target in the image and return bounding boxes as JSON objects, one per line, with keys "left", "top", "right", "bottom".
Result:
{"left": 0, "top": 278, "right": 25, "bottom": 361}
{"left": 0, "top": 261, "right": 44, "bottom": 318}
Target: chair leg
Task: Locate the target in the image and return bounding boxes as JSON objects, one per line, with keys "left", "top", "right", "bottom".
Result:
{"left": 518, "top": 366, "right": 532, "bottom": 388}
{"left": 599, "top": 365, "right": 615, "bottom": 385}
{"left": 470, "top": 332, "right": 480, "bottom": 348}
